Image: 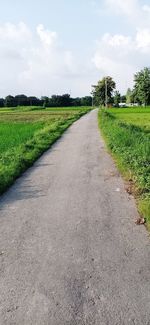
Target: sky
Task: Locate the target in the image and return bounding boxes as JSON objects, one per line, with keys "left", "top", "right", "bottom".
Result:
{"left": 0, "top": 0, "right": 150, "bottom": 97}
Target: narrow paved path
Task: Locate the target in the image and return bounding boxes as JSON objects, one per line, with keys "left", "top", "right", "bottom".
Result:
{"left": 0, "top": 110, "right": 150, "bottom": 325}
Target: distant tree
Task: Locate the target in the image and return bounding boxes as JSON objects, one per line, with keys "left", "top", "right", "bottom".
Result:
{"left": 48, "top": 94, "right": 72, "bottom": 107}
{"left": 2, "top": 93, "right": 94, "bottom": 109}
{"left": 61, "top": 94, "right": 72, "bottom": 107}
{"left": 28, "top": 96, "right": 41, "bottom": 106}
{"left": 81, "top": 96, "right": 92, "bottom": 106}
{"left": 120, "top": 95, "right": 126, "bottom": 102}
{"left": 48, "top": 95, "right": 60, "bottom": 107}
{"left": 113, "top": 91, "right": 121, "bottom": 107}
{"left": 131, "top": 89, "right": 139, "bottom": 104}
{"left": 15, "top": 94, "right": 28, "bottom": 106}
{"left": 5, "top": 95, "right": 16, "bottom": 107}
{"left": 72, "top": 97, "right": 81, "bottom": 106}
{"left": 0, "top": 98, "right": 4, "bottom": 107}
{"left": 133, "top": 67, "right": 150, "bottom": 106}
{"left": 92, "top": 76, "right": 116, "bottom": 106}
{"left": 63, "top": 94, "right": 71, "bottom": 106}
{"left": 41, "top": 96, "right": 49, "bottom": 108}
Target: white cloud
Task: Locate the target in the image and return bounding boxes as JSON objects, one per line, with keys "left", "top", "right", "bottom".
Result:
{"left": 101, "top": 31, "right": 150, "bottom": 54}
{"left": 20, "top": 24, "right": 80, "bottom": 87}
{"left": 92, "top": 28, "right": 150, "bottom": 93}
{"left": 104, "top": 0, "right": 150, "bottom": 29}
{"left": 102, "top": 33, "right": 132, "bottom": 49}
{"left": 91, "top": 1, "right": 150, "bottom": 93}
{"left": 93, "top": 53, "right": 134, "bottom": 89}
{"left": 0, "top": 22, "right": 91, "bottom": 97}
{"left": 0, "top": 22, "right": 31, "bottom": 42}
{"left": 105, "top": 0, "right": 139, "bottom": 16}
{"left": 1, "top": 2, "right": 150, "bottom": 99}
{"left": 142, "top": 5, "right": 150, "bottom": 14}
{"left": 136, "top": 28, "right": 150, "bottom": 51}
{"left": 36, "top": 24, "right": 57, "bottom": 47}
{"left": 92, "top": 34, "right": 134, "bottom": 91}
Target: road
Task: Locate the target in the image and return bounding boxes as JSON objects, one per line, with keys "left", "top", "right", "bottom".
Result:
{"left": 0, "top": 109, "right": 150, "bottom": 325}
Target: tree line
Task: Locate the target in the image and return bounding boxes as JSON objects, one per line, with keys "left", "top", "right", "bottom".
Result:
{"left": 0, "top": 94, "right": 92, "bottom": 108}
{"left": 92, "top": 67, "right": 150, "bottom": 107}
{"left": 1, "top": 67, "right": 149, "bottom": 108}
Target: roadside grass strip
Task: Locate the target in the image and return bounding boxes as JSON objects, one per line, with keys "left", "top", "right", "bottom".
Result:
{"left": 98, "top": 109, "right": 150, "bottom": 229}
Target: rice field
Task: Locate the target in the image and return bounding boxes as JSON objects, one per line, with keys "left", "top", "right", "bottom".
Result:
{"left": 0, "top": 106, "right": 91, "bottom": 194}
{"left": 110, "top": 107, "right": 150, "bottom": 130}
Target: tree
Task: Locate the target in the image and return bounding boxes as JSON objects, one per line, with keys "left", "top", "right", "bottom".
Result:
{"left": 72, "top": 97, "right": 81, "bottom": 106}
{"left": 15, "top": 94, "right": 28, "bottom": 106}
{"left": 120, "top": 95, "right": 126, "bottom": 102}
{"left": 81, "top": 96, "right": 92, "bottom": 106}
{"left": 113, "top": 91, "right": 121, "bottom": 107}
{"left": 92, "top": 76, "right": 116, "bottom": 106}
{"left": 0, "top": 98, "right": 4, "bottom": 107}
{"left": 5, "top": 95, "right": 16, "bottom": 107}
{"left": 133, "top": 67, "right": 150, "bottom": 106}
{"left": 41, "top": 96, "right": 49, "bottom": 107}
{"left": 126, "top": 88, "right": 133, "bottom": 104}
{"left": 61, "top": 94, "right": 72, "bottom": 107}
{"left": 28, "top": 96, "right": 41, "bottom": 106}
{"left": 48, "top": 94, "right": 72, "bottom": 107}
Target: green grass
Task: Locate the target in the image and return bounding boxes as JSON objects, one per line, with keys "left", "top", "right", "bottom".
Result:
{"left": 0, "top": 106, "right": 91, "bottom": 194}
{"left": 110, "top": 107, "right": 150, "bottom": 130}
{"left": 98, "top": 107, "right": 150, "bottom": 228}
{"left": 0, "top": 122, "right": 44, "bottom": 154}
{"left": 0, "top": 106, "right": 89, "bottom": 122}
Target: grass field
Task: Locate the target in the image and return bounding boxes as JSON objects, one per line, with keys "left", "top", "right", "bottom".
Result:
{"left": 99, "top": 107, "right": 150, "bottom": 229}
{"left": 0, "top": 106, "right": 91, "bottom": 194}
{"left": 110, "top": 107, "right": 150, "bottom": 130}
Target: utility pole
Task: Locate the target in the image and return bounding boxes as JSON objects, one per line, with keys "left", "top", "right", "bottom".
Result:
{"left": 105, "top": 78, "right": 108, "bottom": 108}
{"left": 92, "top": 95, "right": 94, "bottom": 107}
{"left": 91, "top": 85, "right": 95, "bottom": 108}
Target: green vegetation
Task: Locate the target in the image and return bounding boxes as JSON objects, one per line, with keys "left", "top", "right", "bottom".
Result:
{"left": 123, "top": 68, "right": 150, "bottom": 106}
{"left": 133, "top": 68, "right": 150, "bottom": 106}
{"left": 110, "top": 107, "right": 150, "bottom": 130}
{"left": 0, "top": 106, "right": 91, "bottom": 194}
{"left": 92, "top": 76, "right": 116, "bottom": 106}
{"left": 92, "top": 67, "right": 150, "bottom": 108}
{"left": 0, "top": 93, "right": 92, "bottom": 108}
{"left": 98, "top": 107, "right": 150, "bottom": 228}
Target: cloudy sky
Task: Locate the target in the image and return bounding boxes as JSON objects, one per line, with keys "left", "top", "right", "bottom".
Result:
{"left": 0, "top": 0, "right": 150, "bottom": 97}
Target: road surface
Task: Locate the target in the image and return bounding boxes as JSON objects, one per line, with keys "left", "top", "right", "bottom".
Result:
{"left": 0, "top": 109, "right": 150, "bottom": 325}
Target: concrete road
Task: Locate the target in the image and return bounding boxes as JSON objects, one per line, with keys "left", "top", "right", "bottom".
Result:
{"left": 0, "top": 109, "right": 150, "bottom": 325}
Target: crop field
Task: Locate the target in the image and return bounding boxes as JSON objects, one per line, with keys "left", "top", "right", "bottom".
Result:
{"left": 110, "top": 107, "right": 150, "bottom": 130}
{"left": 99, "top": 107, "right": 150, "bottom": 228}
{"left": 0, "top": 106, "right": 91, "bottom": 194}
